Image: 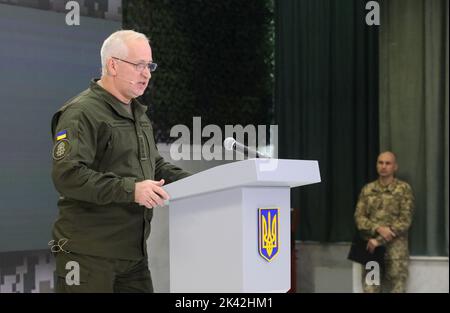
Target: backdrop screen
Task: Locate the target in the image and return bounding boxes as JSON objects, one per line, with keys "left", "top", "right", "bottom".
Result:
{"left": 0, "top": 3, "right": 121, "bottom": 252}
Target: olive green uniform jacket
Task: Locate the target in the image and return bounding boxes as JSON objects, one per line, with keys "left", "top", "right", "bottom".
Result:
{"left": 51, "top": 79, "right": 190, "bottom": 260}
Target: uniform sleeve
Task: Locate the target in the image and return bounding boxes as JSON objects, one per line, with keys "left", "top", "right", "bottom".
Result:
{"left": 154, "top": 152, "right": 191, "bottom": 184}
{"left": 51, "top": 108, "right": 136, "bottom": 205}
{"left": 390, "top": 183, "right": 415, "bottom": 236}
{"left": 375, "top": 235, "right": 387, "bottom": 246}
{"left": 354, "top": 187, "right": 380, "bottom": 240}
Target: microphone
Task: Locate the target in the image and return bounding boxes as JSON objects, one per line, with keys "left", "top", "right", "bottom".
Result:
{"left": 223, "top": 137, "right": 270, "bottom": 158}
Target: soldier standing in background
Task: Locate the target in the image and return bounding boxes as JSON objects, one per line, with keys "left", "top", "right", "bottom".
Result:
{"left": 354, "top": 151, "right": 415, "bottom": 292}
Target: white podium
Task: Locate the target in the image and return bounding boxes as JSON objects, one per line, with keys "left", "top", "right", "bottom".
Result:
{"left": 165, "top": 159, "right": 321, "bottom": 293}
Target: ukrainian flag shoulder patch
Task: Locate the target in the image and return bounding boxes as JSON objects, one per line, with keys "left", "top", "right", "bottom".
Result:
{"left": 56, "top": 130, "right": 67, "bottom": 141}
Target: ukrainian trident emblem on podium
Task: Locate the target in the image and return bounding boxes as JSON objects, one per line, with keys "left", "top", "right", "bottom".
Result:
{"left": 258, "top": 208, "right": 279, "bottom": 262}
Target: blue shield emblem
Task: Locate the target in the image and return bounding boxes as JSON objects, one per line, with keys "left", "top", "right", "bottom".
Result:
{"left": 258, "top": 208, "right": 279, "bottom": 262}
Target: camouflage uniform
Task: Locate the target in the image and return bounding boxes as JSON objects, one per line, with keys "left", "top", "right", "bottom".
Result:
{"left": 354, "top": 179, "right": 414, "bottom": 293}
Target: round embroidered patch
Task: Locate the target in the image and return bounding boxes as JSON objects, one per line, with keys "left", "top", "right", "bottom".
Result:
{"left": 52, "top": 139, "right": 70, "bottom": 160}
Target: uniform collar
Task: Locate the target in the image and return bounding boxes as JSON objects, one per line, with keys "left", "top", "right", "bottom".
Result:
{"left": 374, "top": 178, "right": 398, "bottom": 192}
{"left": 90, "top": 79, "right": 148, "bottom": 121}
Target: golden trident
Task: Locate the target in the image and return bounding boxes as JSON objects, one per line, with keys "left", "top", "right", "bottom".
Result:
{"left": 262, "top": 211, "right": 277, "bottom": 257}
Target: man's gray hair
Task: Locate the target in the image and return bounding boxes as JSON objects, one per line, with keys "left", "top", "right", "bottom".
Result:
{"left": 100, "top": 30, "right": 149, "bottom": 76}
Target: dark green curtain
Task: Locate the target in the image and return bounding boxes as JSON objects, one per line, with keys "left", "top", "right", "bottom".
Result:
{"left": 379, "top": 0, "right": 449, "bottom": 256}
{"left": 275, "top": 0, "right": 379, "bottom": 241}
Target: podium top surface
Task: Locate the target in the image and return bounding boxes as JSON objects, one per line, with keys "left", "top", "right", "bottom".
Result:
{"left": 165, "top": 159, "right": 321, "bottom": 201}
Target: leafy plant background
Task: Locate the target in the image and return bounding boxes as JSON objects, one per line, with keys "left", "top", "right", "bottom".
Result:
{"left": 123, "top": 0, "right": 274, "bottom": 143}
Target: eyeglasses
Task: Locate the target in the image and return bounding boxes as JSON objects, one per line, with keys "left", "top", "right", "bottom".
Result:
{"left": 112, "top": 57, "right": 158, "bottom": 73}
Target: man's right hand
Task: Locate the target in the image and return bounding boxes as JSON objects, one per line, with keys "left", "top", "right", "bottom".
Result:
{"left": 376, "top": 226, "right": 396, "bottom": 242}
{"left": 366, "top": 238, "right": 380, "bottom": 253}
{"left": 134, "top": 179, "right": 170, "bottom": 209}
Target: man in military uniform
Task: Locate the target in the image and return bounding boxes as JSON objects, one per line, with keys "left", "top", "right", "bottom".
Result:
{"left": 51, "top": 30, "right": 190, "bottom": 292}
{"left": 354, "top": 151, "right": 414, "bottom": 293}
